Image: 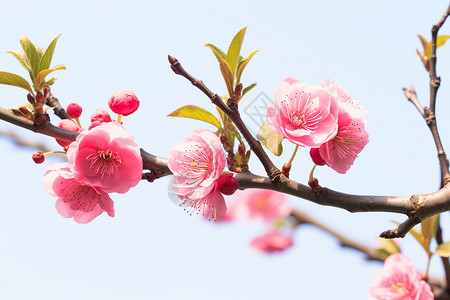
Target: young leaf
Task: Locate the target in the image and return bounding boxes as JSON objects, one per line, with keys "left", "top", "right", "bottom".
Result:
{"left": 168, "top": 105, "right": 222, "bottom": 129}
{"left": 34, "top": 64, "right": 66, "bottom": 91}
{"left": 40, "top": 34, "right": 62, "bottom": 71}
{"left": 374, "top": 249, "right": 391, "bottom": 260}
{"left": 226, "top": 27, "right": 247, "bottom": 76}
{"left": 257, "top": 121, "right": 284, "bottom": 156}
{"left": 436, "top": 241, "right": 450, "bottom": 257}
{"left": 421, "top": 214, "right": 439, "bottom": 240}
{"left": 236, "top": 50, "right": 259, "bottom": 85}
{"left": 20, "top": 35, "right": 40, "bottom": 79}
{"left": 204, "top": 43, "right": 226, "bottom": 61}
{"left": 417, "top": 34, "right": 428, "bottom": 53}
{"left": 0, "top": 71, "right": 34, "bottom": 95}
{"left": 205, "top": 44, "right": 234, "bottom": 95}
{"left": 242, "top": 82, "right": 257, "bottom": 98}
{"left": 6, "top": 50, "right": 31, "bottom": 72}
{"left": 44, "top": 77, "right": 57, "bottom": 86}
{"left": 437, "top": 35, "right": 450, "bottom": 49}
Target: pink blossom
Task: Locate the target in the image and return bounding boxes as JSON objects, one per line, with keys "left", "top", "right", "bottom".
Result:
{"left": 168, "top": 128, "right": 227, "bottom": 219}
{"left": 56, "top": 119, "right": 82, "bottom": 148}
{"left": 43, "top": 163, "right": 115, "bottom": 223}
{"left": 108, "top": 91, "right": 140, "bottom": 116}
{"left": 250, "top": 230, "right": 293, "bottom": 254}
{"left": 232, "top": 189, "right": 292, "bottom": 222}
{"left": 267, "top": 78, "right": 339, "bottom": 148}
{"left": 368, "top": 253, "right": 433, "bottom": 300}
{"left": 66, "top": 103, "right": 82, "bottom": 119}
{"left": 310, "top": 80, "right": 369, "bottom": 174}
{"left": 67, "top": 122, "right": 143, "bottom": 194}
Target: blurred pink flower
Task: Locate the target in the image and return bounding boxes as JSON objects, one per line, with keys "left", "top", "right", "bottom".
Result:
{"left": 368, "top": 253, "right": 433, "bottom": 300}
{"left": 232, "top": 189, "right": 292, "bottom": 222}
{"left": 168, "top": 128, "right": 227, "bottom": 219}
{"left": 43, "top": 163, "right": 114, "bottom": 224}
{"left": 310, "top": 80, "right": 369, "bottom": 174}
{"left": 267, "top": 77, "right": 339, "bottom": 148}
{"left": 108, "top": 91, "right": 140, "bottom": 116}
{"left": 250, "top": 230, "right": 293, "bottom": 254}
{"left": 67, "top": 122, "right": 143, "bottom": 194}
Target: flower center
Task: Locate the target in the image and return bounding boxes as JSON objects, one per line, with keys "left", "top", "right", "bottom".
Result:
{"left": 390, "top": 282, "right": 409, "bottom": 295}
{"left": 86, "top": 149, "right": 121, "bottom": 178}
{"left": 176, "top": 144, "right": 211, "bottom": 186}
{"left": 290, "top": 112, "right": 306, "bottom": 127}
{"left": 332, "top": 126, "right": 359, "bottom": 159}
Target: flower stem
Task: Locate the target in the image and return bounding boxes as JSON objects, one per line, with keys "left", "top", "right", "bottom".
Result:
{"left": 117, "top": 114, "right": 122, "bottom": 124}
{"left": 309, "top": 164, "right": 317, "bottom": 182}
{"left": 285, "top": 145, "right": 299, "bottom": 169}
{"left": 44, "top": 150, "right": 66, "bottom": 157}
{"left": 74, "top": 117, "right": 82, "bottom": 128}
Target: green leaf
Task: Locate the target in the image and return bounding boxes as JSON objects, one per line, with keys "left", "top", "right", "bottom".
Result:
{"left": 257, "top": 121, "right": 284, "bottom": 156}
{"left": 437, "top": 35, "right": 450, "bottom": 49}
{"left": 6, "top": 50, "right": 31, "bottom": 72}
{"left": 436, "top": 241, "right": 450, "bottom": 257}
{"left": 204, "top": 43, "right": 226, "bottom": 60}
{"left": 377, "top": 237, "right": 400, "bottom": 255}
{"left": 168, "top": 105, "right": 222, "bottom": 129}
{"left": 242, "top": 82, "right": 257, "bottom": 98}
{"left": 205, "top": 44, "right": 234, "bottom": 96}
{"left": 236, "top": 50, "right": 259, "bottom": 85}
{"left": 422, "top": 214, "right": 439, "bottom": 240}
{"left": 20, "top": 35, "right": 40, "bottom": 79}
{"left": 226, "top": 27, "right": 247, "bottom": 77}
{"left": 35, "top": 64, "right": 66, "bottom": 91}
{"left": 44, "top": 77, "right": 57, "bottom": 86}
{"left": 0, "top": 71, "right": 34, "bottom": 95}
{"left": 40, "top": 34, "right": 62, "bottom": 71}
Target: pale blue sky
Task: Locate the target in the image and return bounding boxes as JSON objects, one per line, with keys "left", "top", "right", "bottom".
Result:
{"left": 1, "top": 1, "right": 450, "bottom": 299}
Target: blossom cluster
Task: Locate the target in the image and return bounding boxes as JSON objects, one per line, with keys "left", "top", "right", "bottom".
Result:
{"left": 41, "top": 92, "right": 142, "bottom": 223}
{"left": 267, "top": 78, "right": 369, "bottom": 174}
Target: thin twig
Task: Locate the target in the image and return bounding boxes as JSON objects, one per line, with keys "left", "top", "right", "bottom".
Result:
{"left": 402, "top": 85, "right": 425, "bottom": 117}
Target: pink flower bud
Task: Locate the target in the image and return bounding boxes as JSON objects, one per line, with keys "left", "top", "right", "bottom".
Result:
{"left": 309, "top": 148, "right": 326, "bottom": 166}
{"left": 56, "top": 119, "right": 81, "bottom": 148}
{"left": 108, "top": 91, "right": 140, "bottom": 116}
{"left": 90, "top": 109, "right": 112, "bottom": 123}
{"left": 32, "top": 151, "right": 45, "bottom": 164}
{"left": 66, "top": 103, "right": 83, "bottom": 119}
{"left": 216, "top": 173, "right": 239, "bottom": 196}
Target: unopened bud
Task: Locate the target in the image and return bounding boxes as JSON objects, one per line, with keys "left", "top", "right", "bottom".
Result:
{"left": 108, "top": 91, "right": 140, "bottom": 116}
{"left": 19, "top": 106, "right": 30, "bottom": 115}
{"left": 66, "top": 103, "right": 83, "bottom": 119}
{"left": 27, "top": 93, "right": 35, "bottom": 104}
{"left": 32, "top": 151, "right": 45, "bottom": 164}
{"left": 309, "top": 148, "right": 326, "bottom": 166}
{"left": 42, "top": 86, "right": 50, "bottom": 98}
{"left": 235, "top": 83, "right": 243, "bottom": 96}
{"left": 36, "top": 92, "right": 44, "bottom": 104}
{"left": 217, "top": 173, "right": 239, "bottom": 196}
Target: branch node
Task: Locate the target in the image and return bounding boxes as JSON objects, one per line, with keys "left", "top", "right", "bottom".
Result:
{"left": 33, "top": 113, "right": 51, "bottom": 130}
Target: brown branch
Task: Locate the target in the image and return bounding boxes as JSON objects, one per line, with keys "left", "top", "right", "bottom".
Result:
{"left": 0, "top": 129, "right": 53, "bottom": 153}
{"left": 46, "top": 93, "right": 70, "bottom": 120}
{"left": 290, "top": 209, "right": 384, "bottom": 261}
{"left": 168, "top": 55, "right": 281, "bottom": 182}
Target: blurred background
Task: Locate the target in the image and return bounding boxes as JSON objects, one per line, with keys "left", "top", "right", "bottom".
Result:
{"left": 1, "top": 0, "right": 450, "bottom": 299}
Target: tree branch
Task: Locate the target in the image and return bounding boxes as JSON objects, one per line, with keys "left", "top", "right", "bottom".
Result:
{"left": 46, "top": 93, "right": 70, "bottom": 120}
